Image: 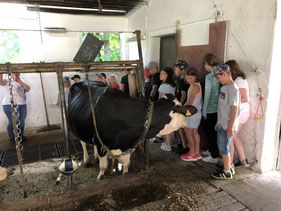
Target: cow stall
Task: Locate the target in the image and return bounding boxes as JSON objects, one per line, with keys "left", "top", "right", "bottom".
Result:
{"left": 0, "top": 30, "right": 160, "bottom": 208}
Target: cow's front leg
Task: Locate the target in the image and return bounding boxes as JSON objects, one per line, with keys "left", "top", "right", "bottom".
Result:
{"left": 117, "top": 154, "right": 131, "bottom": 175}
{"left": 97, "top": 155, "right": 108, "bottom": 180}
{"left": 80, "top": 140, "right": 90, "bottom": 167}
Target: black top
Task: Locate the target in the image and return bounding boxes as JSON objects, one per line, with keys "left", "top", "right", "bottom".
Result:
{"left": 121, "top": 74, "right": 129, "bottom": 95}
{"left": 149, "top": 73, "right": 161, "bottom": 100}
{"left": 175, "top": 77, "right": 189, "bottom": 103}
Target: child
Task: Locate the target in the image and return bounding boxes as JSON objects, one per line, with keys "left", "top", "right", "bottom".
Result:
{"left": 181, "top": 68, "right": 203, "bottom": 161}
{"left": 201, "top": 53, "right": 220, "bottom": 163}
{"left": 158, "top": 67, "right": 176, "bottom": 151}
{"left": 211, "top": 64, "right": 240, "bottom": 180}
{"left": 226, "top": 60, "right": 250, "bottom": 168}
{"left": 174, "top": 60, "right": 190, "bottom": 154}
{"left": 108, "top": 74, "right": 120, "bottom": 90}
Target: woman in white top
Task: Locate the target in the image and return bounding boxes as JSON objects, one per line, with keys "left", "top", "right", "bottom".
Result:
{"left": 226, "top": 60, "right": 250, "bottom": 167}
{"left": 0, "top": 73, "right": 30, "bottom": 142}
{"left": 158, "top": 67, "right": 176, "bottom": 152}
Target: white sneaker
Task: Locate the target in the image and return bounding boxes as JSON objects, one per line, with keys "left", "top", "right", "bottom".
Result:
{"left": 201, "top": 150, "right": 211, "bottom": 156}
{"left": 160, "top": 143, "right": 171, "bottom": 151}
{"left": 202, "top": 155, "right": 219, "bottom": 163}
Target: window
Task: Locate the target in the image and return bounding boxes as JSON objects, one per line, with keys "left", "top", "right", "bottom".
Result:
{"left": 81, "top": 32, "right": 121, "bottom": 62}
{"left": 0, "top": 30, "right": 20, "bottom": 63}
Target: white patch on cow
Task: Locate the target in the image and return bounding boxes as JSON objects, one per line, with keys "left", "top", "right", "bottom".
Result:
{"left": 157, "top": 111, "right": 187, "bottom": 136}
{"left": 0, "top": 167, "right": 8, "bottom": 181}
{"left": 97, "top": 155, "right": 108, "bottom": 180}
{"left": 117, "top": 154, "right": 131, "bottom": 174}
{"left": 173, "top": 99, "right": 182, "bottom": 106}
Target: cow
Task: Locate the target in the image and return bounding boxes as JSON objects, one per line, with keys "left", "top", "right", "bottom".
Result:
{"left": 67, "top": 80, "right": 197, "bottom": 180}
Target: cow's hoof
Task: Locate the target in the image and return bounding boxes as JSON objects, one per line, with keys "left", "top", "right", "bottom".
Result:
{"left": 97, "top": 174, "right": 105, "bottom": 181}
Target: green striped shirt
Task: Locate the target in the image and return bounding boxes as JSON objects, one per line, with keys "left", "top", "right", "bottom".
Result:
{"left": 203, "top": 72, "right": 220, "bottom": 117}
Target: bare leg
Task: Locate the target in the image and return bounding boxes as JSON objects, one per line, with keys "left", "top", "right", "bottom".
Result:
{"left": 80, "top": 140, "right": 89, "bottom": 164}
{"left": 222, "top": 154, "right": 231, "bottom": 172}
{"left": 179, "top": 128, "right": 187, "bottom": 148}
{"left": 193, "top": 128, "right": 200, "bottom": 154}
{"left": 233, "top": 124, "right": 246, "bottom": 161}
{"left": 97, "top": 155, "right": 108, "bottom": 180}
{"left": 185, "top": 128, "right": 195, "bottom": 155}
{"left": 165, "top": 133, "right": 172, "bottom": 147}
{"left": 230, "top": 139, "right": 235, "bottom": 163}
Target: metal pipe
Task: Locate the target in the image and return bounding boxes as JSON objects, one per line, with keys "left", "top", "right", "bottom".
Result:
{"left": 56, "top": 68, "right": 70, "bottom": 158}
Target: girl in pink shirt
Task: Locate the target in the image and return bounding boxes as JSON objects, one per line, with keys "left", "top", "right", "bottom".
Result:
{"left": 108, "top": 74, "right": 120, "bottom": 90}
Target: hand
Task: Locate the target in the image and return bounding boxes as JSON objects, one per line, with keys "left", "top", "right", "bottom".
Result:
{"left": 227, "top": 127, "right": 233, "bottom": 137}
{"left": 214, "top": 123, "right": 219, "bottom": 131}
{"left": 203, "top": 115, "right": 207, "bottom": 120}
{"left": 14, "top": 74, "right": 21, "bottom": 82}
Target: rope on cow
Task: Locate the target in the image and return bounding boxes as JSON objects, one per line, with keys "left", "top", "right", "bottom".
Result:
{"left": 86, "top": 77, "right": 154, "bottom": 159}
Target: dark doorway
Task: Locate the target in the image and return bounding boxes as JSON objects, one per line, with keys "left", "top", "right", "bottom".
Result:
{"left": 160, "top": 35, "right": 176, "bottom": 70}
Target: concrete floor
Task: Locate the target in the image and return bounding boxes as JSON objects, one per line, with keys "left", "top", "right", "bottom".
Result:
{"left": 1, "top": 129, "right": 281, "bottom": 210}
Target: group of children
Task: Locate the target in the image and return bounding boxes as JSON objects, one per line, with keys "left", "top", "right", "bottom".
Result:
{"left": 145, "top": 54, "right": 250, "bottom": 180}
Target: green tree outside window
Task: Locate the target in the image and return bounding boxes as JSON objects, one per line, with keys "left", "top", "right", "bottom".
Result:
{"left": 0, "top": 30, "right": 21, "bottom": 63}
{"left": 81, "top": 32, "right": 120, "bottom": 62}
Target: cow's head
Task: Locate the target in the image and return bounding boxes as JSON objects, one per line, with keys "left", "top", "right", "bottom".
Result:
{"left": 147, "top": 94, "right": 197, "bottom": 138}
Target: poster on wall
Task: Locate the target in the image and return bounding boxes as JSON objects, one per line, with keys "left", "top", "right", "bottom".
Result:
{"left": 73, "top": 33, "right": 104, "bottom": 62}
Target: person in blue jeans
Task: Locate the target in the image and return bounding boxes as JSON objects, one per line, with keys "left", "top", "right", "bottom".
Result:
{"left": 211, "top": 64, "right": 240, "bottom": 180}
{"left": 0, "top": 73, "right": 30, "bottom": 142}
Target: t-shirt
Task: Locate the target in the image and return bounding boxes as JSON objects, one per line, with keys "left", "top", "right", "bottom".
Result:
{"left": 2, "top": 81, "right": 27, "bottom": 105}
{"left": 175, "top": 77, "right": 189, "bottom": 103}
{"left": 218, "top": 83, "right": 240, "bottom": 131}
{"left": 121, "top": 74, "right": 129, "bottom": 95}
{"left": 234, "top": 77, "right": 250, "bottom": 113}
{"left": 109, "top": 84, "right": 120, "bottom": 90}
{"left": 149, "top": 72, "right": 161, "bottom": 100}
{"left": 158, "top": 83, "right": 176, "bottom": 96}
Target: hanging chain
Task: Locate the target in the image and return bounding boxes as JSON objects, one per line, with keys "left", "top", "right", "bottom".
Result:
{"left": 8, "top": 72, "right": 23, "bottom": 152}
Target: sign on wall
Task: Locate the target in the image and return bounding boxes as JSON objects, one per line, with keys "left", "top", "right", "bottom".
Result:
{"left": 73, "top": 33, "right": 104, "bottom": 62}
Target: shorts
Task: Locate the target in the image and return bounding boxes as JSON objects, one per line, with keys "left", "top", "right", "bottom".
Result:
{"left": 239, "top": 111, "right": 250, "bottom": 125}
{"left": 217, "top": 127, "right": 235, "bottom": 155}
{"left": 186, "top": 111, "right": 202, "bottom": 128}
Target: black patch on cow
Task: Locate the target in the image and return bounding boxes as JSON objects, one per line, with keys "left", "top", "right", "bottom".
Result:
{"left": 172, "top": 105, "right": 197, "bottom": 116}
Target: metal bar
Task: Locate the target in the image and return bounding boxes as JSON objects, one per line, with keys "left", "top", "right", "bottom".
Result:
{"left": 39, "top": 73, "right": 50, "bottom": 127}
{"left": 56, "top": 67, "right": 70, "bottom": 158}
{"left": 0, "top": 28, "right": 136, "bottom": 33}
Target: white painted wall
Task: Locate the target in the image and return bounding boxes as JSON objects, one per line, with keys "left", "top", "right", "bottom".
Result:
{"left": 0, "top": 4, "right": 128, "bottom": 133}
{"left": 128, "top": 0, "right": 279, "bottom": 172}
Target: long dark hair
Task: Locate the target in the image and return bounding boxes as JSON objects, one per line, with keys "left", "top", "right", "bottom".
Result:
{"left": 162, "top": 67, "right": 176, "bottom": 87}
{"left": 225, "top": 60, "right": 246, "bottom": 80}
{"left": 203, "top": 53, "right": 218, "bottom": 67}
{"left": 185, "top": 67, "right": 200, "bottom": 83}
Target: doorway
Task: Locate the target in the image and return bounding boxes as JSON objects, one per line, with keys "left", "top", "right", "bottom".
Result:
{"left": 160, "top": 35, "right": 176, "bottom": 70}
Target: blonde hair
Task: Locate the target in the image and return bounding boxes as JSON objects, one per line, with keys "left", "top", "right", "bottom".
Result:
{"left": 108, "top": 74, "right": 119, "bottom": 86}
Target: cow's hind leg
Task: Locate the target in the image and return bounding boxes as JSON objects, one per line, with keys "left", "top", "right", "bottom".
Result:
{"left": 97, "top": 155, "right": 108, "bottom": 181}
{"left": 117, "top": 154, "right": 131, "bottom": 175}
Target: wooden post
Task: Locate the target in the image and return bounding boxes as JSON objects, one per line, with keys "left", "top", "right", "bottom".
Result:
{"left": 135, "top": 30, "right": 145, "bottom": 97}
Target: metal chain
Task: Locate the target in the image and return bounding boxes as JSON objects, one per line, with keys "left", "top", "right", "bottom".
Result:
{"left": 8, "top": 72, "right": 23, "bottom": 152}
{"left": 114, "top": 100, "right": 154, "bottom": 158}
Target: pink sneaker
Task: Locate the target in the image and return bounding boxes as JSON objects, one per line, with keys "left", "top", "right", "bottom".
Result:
{"left": 194, "top": 153, "right": 202, "bottom": 160}
{"left": 181, "top": 153, "right": 198, "bottom": 161}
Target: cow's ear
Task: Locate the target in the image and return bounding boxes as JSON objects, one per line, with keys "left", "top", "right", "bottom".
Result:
{"left": 172, "top": 105, "right": 197, "bottom": 116}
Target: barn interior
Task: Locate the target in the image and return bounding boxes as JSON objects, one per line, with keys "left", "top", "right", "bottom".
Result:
{"left": 0, "top": 0, "right": 281, "bottom": 210}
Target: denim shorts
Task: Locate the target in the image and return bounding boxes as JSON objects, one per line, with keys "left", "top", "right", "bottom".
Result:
{"left": 217, "top": 127, "right": 234, "bottom": 155}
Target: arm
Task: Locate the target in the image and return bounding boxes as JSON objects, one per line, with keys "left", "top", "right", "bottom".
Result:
{"left": 227, "top": 106, "right": 238, "bottom": 137}
{"left": 150, "top": 85, "right": 158, "bottom": 98}
{"left": 184, "top": 85, "right": 200, "bottom": 106}
{"left": 239, "top": 88, "right": 249, "bottom": 103}
{"left": 202, "top": 77, "right": 211, "bottom": 118}
{"left": 0, "top": 74, "right": 7, "bottom": 86}
{"left": 15, "top": 76, "right": 30, "bottom": 92}
{"left": 159, "top": 91, "right": 165, "bottom": 99}
{"left": 180, "top": 90, "right": 186, "bottom": 105}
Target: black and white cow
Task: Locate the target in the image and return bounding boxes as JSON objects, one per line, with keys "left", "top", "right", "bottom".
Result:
{"left": 68, "top": 80, "right": 197, "bottom": 180}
